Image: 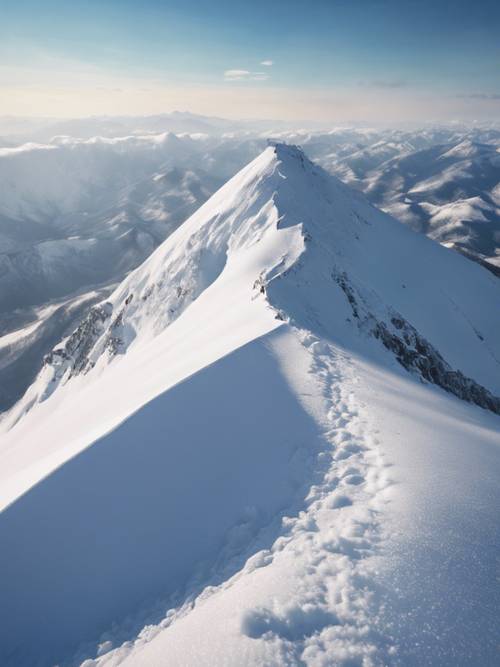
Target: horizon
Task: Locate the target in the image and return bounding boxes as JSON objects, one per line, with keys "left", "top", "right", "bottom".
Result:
{"left": 1, "top": 109, "right": 499, "bottom": 135}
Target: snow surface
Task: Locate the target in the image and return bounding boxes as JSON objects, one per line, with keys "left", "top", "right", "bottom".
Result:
{"left": 92, "top": 351, "right": 500, "bottom": 667}
{"left": 0, "top": 144, "right": 499, "bottom": 667}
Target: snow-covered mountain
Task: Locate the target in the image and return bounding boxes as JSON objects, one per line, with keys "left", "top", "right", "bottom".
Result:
{"left": 364, "top": 139, "right": 500, "bottom": 274}
{"left": 1, "top": 124, "right": 499, "bottom": 415}
{"left": 1, "top": 144, "right": 499, "bottom": 667}
{"left": 271, "top": 128, "right": 500, "bottom": 275}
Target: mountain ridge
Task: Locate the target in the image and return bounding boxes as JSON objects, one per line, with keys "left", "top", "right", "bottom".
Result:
{"left": 0, "top": 143, "right": 499, "bottom": 667}
{"left": 6, "top": 142, "right": 500, "bottom": 432}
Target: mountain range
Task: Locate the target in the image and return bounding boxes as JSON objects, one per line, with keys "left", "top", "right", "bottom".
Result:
{"left": 0, "top": 123, "right": 499, "bottom": 413}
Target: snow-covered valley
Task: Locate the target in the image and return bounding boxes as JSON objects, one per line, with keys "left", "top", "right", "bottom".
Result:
{"left": 0, "top": 142, "right": 499, "bottom": 667}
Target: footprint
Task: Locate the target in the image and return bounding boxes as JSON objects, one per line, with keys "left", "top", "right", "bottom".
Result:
{"left": 342, "top": 466, "right": 360, "bottom": 476}
{"left": 241, "top": 605, "right": 338, "bottom": 641}
{"left": 344, "top": 474, "right": 364, "bottom": 486}
{"left": 328, "top": 494, "right": 353, "bottom": 509}
{"left": 334, "top": 444, "right": 362, "bottom": 461}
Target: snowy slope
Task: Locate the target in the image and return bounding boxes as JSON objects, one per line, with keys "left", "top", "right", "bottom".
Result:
{"left": 98, "top": 351, "right": 499, "bottom": 667}
{"left": 0, "top": 145, "right": 499, "bottom": 667}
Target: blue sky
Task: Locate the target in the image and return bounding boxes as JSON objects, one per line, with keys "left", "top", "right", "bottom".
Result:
{"left": 1, "top": 0, "right": 499, "bottom": 120}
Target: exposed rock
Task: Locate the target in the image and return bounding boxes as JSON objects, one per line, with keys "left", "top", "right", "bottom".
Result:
{"left": 333, "top": 271, "right": 500, "bottom": 415}
{"left": 45, "top": 302, "right": 113, "bottom": 379}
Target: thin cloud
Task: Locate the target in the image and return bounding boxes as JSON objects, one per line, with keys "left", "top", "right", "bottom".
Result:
{"left": 224, "top": 69, "right": 270, "bottom": 82}
{"left": 224, "top": 69, "right": 251, "bottom": 80}
{"left": 260, "top": 60, "right": 273, "bottom": 67}
{"left": 457, "top": 92, "right": 500, "bottom": 100}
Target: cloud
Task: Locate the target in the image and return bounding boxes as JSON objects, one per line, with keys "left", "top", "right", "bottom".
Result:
{"left": 224, "top": 69, "right": 251, "bottom": 80}
{"left": 260, "top": 60, "right": 273, "bottom": 67}
{"left": 224, "top": 69, "right": 269, "bottom": 82}
{"left": 457, "top": 93, "right": 500, "bottom": 100}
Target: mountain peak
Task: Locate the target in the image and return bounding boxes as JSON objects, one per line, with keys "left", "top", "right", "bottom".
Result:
{"left": 7, "top": 142, "right": 500, "bottom": 440}
{"left": 2, "top": 140, "right": 500, "bottom": 667}
{"left": 269, "top": 141, "right": 306, "bottom": 160}
{"left": 268, "top": 141, "right": 324, "bottom": 180}
{"left": 6, "top": 142, "right": 500, "bottom": 438}
{"left": 440, "top": 138, "right": 496, "bottom": 160}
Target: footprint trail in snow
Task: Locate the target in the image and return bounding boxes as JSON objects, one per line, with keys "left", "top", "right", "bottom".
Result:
{"left": 85, "top": 329, "right": 396, "bottom": 667}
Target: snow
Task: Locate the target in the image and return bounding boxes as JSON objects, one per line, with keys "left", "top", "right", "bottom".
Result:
{"left": 356, "top": 358, "right": 500, "bottom": 666}
{"left": 63, "top": 336, "right": 500, "bottom": 667}
{"left": 0, "top": 330, "right": 323, "bottom": 666}
{"left": 0, "top": 318, "right": 41, "bottom": 353}
{"left": 0, "top": 143, "right": 499, "bottom": 667}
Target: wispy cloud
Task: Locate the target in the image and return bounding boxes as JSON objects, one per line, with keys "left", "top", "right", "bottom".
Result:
{"left": 224, "top": 69, "right": 270, "bottom": 82}
{"left": 224, "top": 69, "right": 251, "bottom": 80}
{"left": 457, "top": 92, "right": 500, "bottom": 100}
{"left": 260, "top": 60, "right": 273, "bottom": 67}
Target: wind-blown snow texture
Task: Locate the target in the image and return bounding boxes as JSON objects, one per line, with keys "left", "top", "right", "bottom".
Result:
{"left": 0, "top": 144, "right": 499, "bottom": 667}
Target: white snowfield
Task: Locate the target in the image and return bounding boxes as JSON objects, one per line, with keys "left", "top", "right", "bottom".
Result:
{"left": 0, "top": 145, "right": 499, "bottom": 667}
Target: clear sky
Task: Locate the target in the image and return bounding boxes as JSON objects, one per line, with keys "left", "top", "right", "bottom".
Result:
{"left": 1, "top": 0, "right": 499, "bottom": 122}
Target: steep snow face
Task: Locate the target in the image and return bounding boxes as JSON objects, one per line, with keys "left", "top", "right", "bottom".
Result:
{"left": 0, "top": 145, "right": 307, "bottom": 503}
{"left": 258, "top": 149, "right": 500, "bottom": 400}
{"left": 1, "top": 144, "right": 499, "bottom": 667}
